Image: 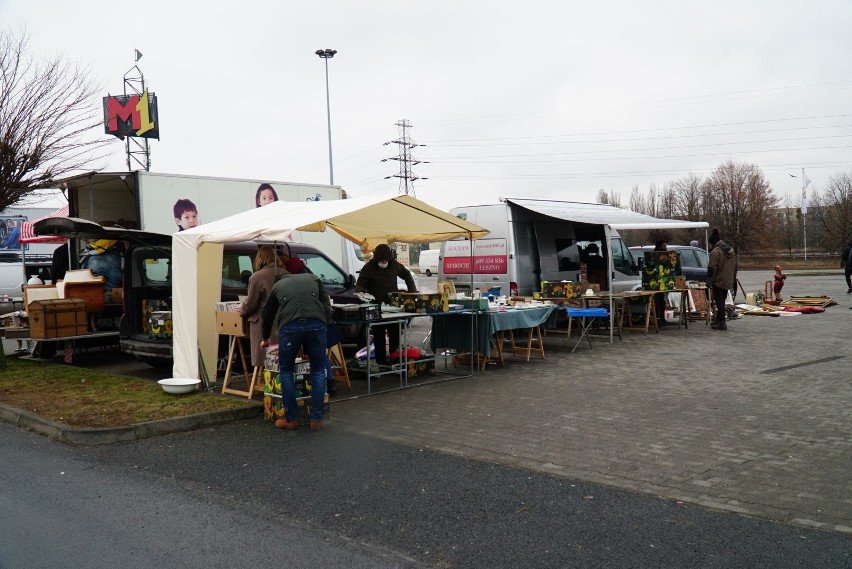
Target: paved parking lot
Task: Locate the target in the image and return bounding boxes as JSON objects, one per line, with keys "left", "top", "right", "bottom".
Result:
{"left": 330, "top": 270, "right": 852, "bottom": 533}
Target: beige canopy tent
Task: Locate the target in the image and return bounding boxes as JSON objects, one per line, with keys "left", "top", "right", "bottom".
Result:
{"left": 171, "top": 194, "right": 490, "bottom": 380}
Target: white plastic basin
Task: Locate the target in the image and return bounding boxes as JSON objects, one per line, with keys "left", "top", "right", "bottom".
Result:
{"left": 158, "top": 377, "right": 201, "bottom": 394}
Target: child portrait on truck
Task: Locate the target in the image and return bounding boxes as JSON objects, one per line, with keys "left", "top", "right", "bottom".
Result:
{"left": 173, "top": 199, "right": 199, "bottom": 231}
{"left": 255, "top": 183, "right": 279, "bottom": 207}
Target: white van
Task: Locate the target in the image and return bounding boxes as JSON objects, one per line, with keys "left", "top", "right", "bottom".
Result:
{"left": 438, "top": 199, "right": 641, "bottom": 297}
{"left": 418, "top": 249, "right": 440, "bottom": 276}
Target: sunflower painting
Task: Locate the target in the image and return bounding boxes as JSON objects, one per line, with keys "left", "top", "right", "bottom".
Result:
{"left": 642, "top": 251, "right": 682, "bottom": 291}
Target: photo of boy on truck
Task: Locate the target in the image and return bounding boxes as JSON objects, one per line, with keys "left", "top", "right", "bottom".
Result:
{"left": 173, "top": 199, "right": 199, "bottom": 231}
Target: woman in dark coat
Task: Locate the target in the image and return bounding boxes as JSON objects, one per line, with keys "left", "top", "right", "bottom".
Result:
{"left": 240, "top": 245, "right": 286, "bottom": 367}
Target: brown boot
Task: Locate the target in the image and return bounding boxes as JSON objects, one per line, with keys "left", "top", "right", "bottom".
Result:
{"left": 309, "top": 421, "right": 324, "bottom": 431}
{"left": 275, "top": 418, "right": 300, "bottom": 430}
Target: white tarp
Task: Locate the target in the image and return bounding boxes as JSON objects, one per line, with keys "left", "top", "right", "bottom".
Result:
{"left": 172, "top": 195, "right": 489, "bottom": 380}
{"left": 505, "top": 198, "right": 709, "bottom": 230}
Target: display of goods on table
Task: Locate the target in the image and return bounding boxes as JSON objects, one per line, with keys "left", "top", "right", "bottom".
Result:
{"left": 332, "top": 303, "right": 381, "bottom": 322}
{"left": 642, "top": 251, "right": 683, "bottom": 291}
{"left": 28, "top": 298, "right": 87, "bottom": 339}
{"left": 386, "top": 292, "right": 449, "bottom": 313}
{"left": 147, "top": 310, "right": 173, "bottom": 339}
{"left": 540, "top": 280, "right": 577, "bottom": 298}
{"left": 262, "top": 357, "right": 329, "bottom": 424}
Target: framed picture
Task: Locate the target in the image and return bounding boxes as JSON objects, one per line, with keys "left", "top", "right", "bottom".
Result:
{"left": 437, "top": 280, "right": 456, "bottom": 297}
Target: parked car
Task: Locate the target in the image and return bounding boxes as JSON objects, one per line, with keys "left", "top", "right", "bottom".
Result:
{"left": 629, "top": 244, "right": 709, "bottom": 282}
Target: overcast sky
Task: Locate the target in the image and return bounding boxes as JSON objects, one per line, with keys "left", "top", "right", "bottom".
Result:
{"left": 5, "top": 1, "right": 852, "bottom": 211}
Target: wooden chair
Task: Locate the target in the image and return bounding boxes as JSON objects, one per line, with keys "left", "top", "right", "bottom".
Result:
{"left": 327, "top": 343, "right": 352, "bottom": 391}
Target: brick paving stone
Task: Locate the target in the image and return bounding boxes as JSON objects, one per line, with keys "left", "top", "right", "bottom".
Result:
{"left": 331, "top": 271, "right": 852, "bottom": 532}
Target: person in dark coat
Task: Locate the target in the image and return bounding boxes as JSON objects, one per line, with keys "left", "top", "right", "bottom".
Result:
{"left": 844, "top": 241, "right": 852, "bottom": 294}
{"left": 239, "top": 245, "right": 286, "bottom": 367}
{"left": 354, "top": 244, "right": 417, "bottom": 365}
{"left": 707, "top": 229, "right": 737, "bottom": 330}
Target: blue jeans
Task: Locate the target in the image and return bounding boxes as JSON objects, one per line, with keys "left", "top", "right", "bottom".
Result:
{"left": 278, "top": 319, "right": 327, "bottom": 422}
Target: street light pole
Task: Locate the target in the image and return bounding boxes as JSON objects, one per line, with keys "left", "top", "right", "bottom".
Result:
{"left": 315, "top": 48, "right": 337, "bottom": 185}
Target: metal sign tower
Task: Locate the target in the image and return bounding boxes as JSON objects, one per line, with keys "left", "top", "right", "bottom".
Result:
{"left": 123, "top": 49, "right": 151, "bottom": 171}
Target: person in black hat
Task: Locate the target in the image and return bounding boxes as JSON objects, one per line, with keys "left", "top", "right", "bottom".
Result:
{"left": 707, "top": 228, "right": 737, "bottom": 330}
{"left": 355, "top": 244, "right": 417, "bottom": 365}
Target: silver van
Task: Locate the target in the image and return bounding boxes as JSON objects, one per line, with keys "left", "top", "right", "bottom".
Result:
{"left": 438, "top": 201, "right": 641, "bottom": 296}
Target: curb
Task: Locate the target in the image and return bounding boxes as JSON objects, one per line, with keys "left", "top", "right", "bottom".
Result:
{"left": 0, "top": 401, "right": 263, "bottom": 445}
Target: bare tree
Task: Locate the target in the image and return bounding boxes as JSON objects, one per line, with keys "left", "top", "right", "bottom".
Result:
{"left": 0, "top": 29, "right": 109, "bottom": 211}
{"left": 810, "top": 171, "right": 852, "bottom": 253}
{"left": 777, "top": 194, "right": 802, "bottom": 255}
{"left": 669, "top": 173, "right": 704, "bottom": 221}
{"left": 596, "top": 188, "right": 622, "bottom": 207}
{"left": 701, "top": 160, "right": 779, "bottom": 254}
{"left": 628, "top": 184, "right": 644, "bottom": 213}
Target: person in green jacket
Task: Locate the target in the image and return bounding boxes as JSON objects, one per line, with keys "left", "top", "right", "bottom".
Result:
{"left": 260, "top": 272, "right": 332, "bottom": 431}
{"left": 707, "top": 228, "right": 737, "bottom": 330}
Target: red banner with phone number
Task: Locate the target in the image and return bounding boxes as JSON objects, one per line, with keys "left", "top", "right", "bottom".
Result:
{"left": 442, "top": 256, "right": 507, "bottom": 274}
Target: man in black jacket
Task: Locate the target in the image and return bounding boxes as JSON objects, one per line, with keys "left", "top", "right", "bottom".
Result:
{"left": 355, "top": 244, "right": 417, "bottom": 365}
{"left": 843, "top": 241, "right": 852, "bottom": 294}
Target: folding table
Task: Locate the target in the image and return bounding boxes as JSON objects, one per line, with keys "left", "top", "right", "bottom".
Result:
{"left": 565, "top": 307, "right": 610, "bottom": 353}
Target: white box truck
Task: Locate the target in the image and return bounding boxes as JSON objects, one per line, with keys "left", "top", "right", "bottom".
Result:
{"left": 418, "top": 249, "right": 440, "bottom": 276}
{"left": 438, "top": 199, "right": 642, "bottom": 297}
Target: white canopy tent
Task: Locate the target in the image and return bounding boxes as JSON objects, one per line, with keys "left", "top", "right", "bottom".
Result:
{"left": 505, "top": 198, "right": 710, "bottom": 342}
{"left": 172, "top": 194, "right": 490, "bottom": 380}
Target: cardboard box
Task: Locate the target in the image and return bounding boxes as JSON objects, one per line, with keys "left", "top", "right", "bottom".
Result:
{"left": 263, "top": 368, "right": 330, "bottom": 425}
{"left": 387, "top": 292, "right": 449, "bottom": 313}
{"left": 455, "top": 298, "right": 488, "bottom": 310}
{"left": 541, "top": 280, "right": 575, "bottom": 298}
{"left": 407, "top": 356, "right": 435, "bottom": 377}
{"left": 28, "top": 298, "right": 87, "bottom": 339}
{"left": 215, "top": 310, "right": 247, "bottom": 336}
{"left": 147, "top": 311, "right": 173, "bottom": 339}
{"left": 332, "top": 304, "right": 381, "bottom": 322}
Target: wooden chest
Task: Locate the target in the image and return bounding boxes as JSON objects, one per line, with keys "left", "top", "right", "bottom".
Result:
{"left": 28, "top": 299, "right": 87, "bottom": 339}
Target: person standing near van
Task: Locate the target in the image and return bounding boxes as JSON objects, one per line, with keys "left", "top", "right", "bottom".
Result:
{"left": 843, "top": 241, "right": 852, "bottom": 294}
{"left": 707, "top": 229, "right": 737, "bottom": 330}
{"left": 240, "top": 245, "right": 286, "bottom": 368}
{"left": 260, "top": 271, "right": 331, "bottom": 431}
{"left": 355, "top": 244, "right": 417, "bottom": 366}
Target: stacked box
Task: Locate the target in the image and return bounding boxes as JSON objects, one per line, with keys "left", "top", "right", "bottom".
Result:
{"left": 386, "top": 292, "right": 449, "bottom": 313}
{"left": 541, "top": 280, "right": 576, "bottom": 298}
{"left": 147, "top": 311, "right": 173, "bottom": 339}
{"left": 332, "top": 304, "right": 381, "bottom": 322}
{"left": 262, "top": 364, "right": 330, "bottom": 425}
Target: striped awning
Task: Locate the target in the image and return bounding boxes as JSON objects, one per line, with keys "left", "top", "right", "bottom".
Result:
{"left": 20, "top": 204, "right": 70, "bottom": 244}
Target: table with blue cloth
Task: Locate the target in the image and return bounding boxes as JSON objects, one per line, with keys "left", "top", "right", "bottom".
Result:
{"left": 430, "top": 305, "right": 558, "bottom": 370}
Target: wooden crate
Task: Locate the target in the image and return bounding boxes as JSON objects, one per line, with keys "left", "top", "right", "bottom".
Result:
{"left": 28, "top": 299, "right": 87, "bottom": 339}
